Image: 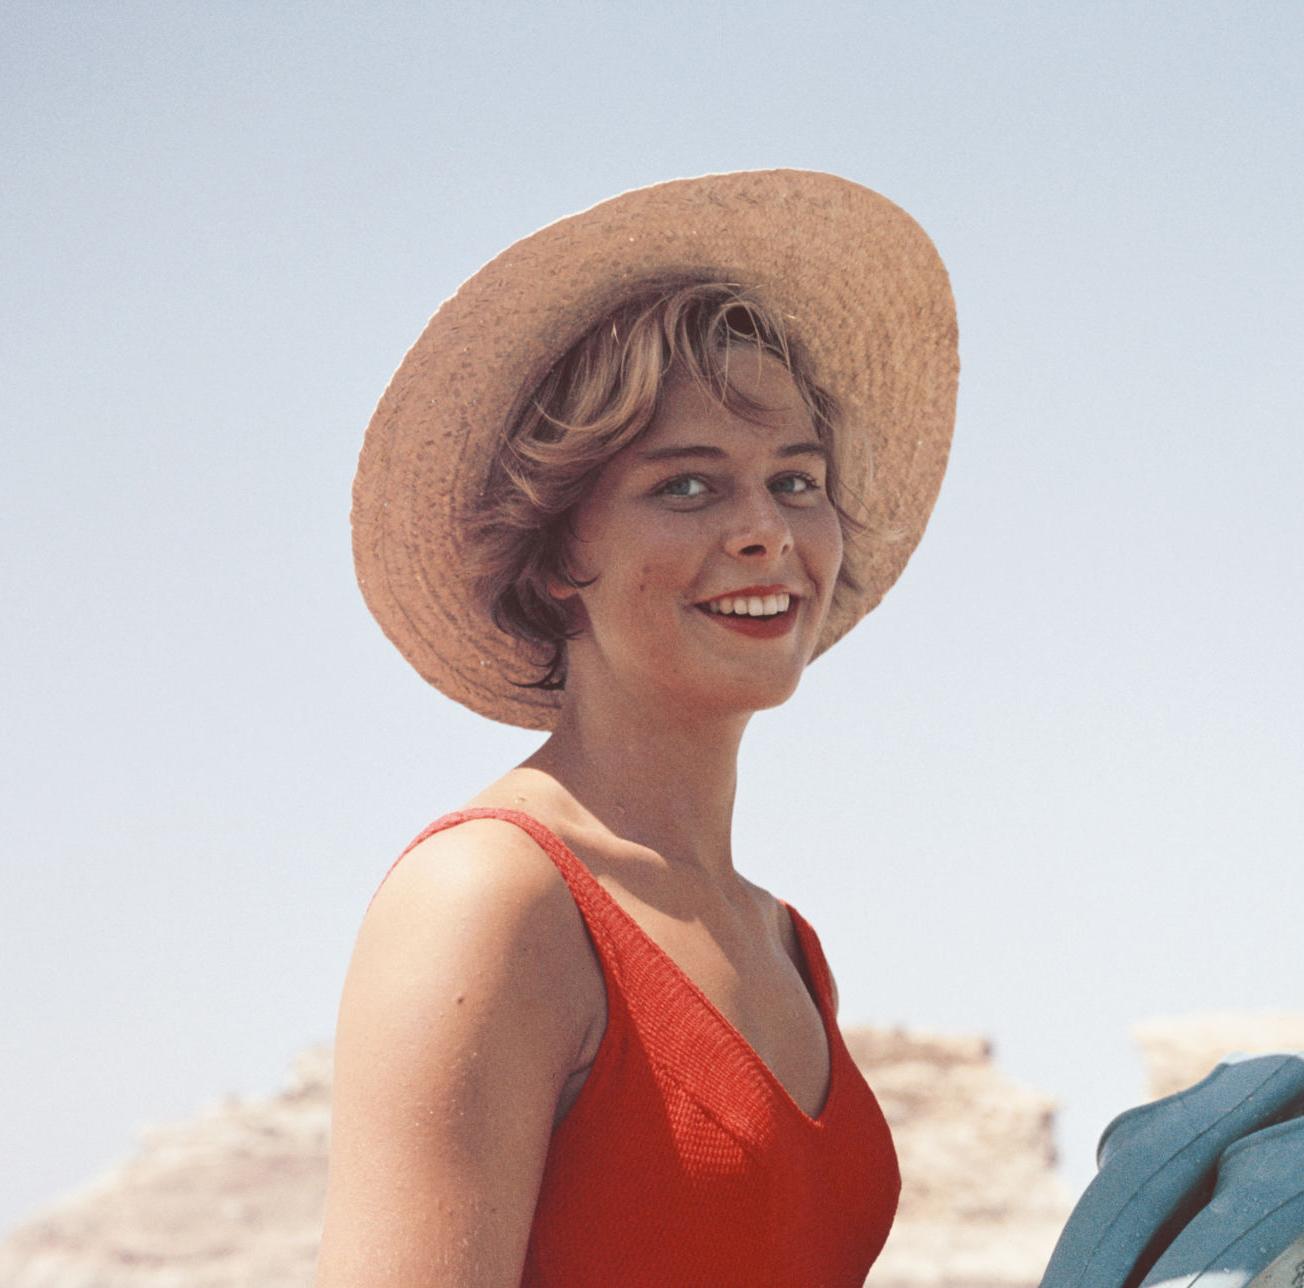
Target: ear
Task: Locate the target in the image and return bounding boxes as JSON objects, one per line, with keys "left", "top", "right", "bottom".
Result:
{"left": 545, "top": 542, "right": 593, "bottom": 628}
{"left": 545, "top": 575, "right": 589, "bottom": 633}
{"left": 546, "top": 575, "right": 580, "bottom": 602}
{"left": 547, "top": 578, "right": 589, "bottom": 635}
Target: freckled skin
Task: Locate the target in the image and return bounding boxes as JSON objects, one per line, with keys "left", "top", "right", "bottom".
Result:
{"left": 551, "top": 356, "right": 844, "bottom": 724}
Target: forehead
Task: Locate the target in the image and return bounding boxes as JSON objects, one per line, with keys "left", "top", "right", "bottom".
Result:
{"left": 641, "top": 353, "right": 814, "bottom": 448}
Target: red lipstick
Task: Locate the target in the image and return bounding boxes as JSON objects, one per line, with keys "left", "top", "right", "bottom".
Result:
{"left": 701, "top": 606, "right": 798, "bottom": 639}
{"left": 695, "top": 583, "right": 795, "bottom": 602}
{"left": 694, "top": 593, "right": 800, "bottom": 640}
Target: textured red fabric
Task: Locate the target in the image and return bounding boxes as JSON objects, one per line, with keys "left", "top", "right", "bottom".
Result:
{"left": 371, "top": 807, "right": 900, "bottom": 1287}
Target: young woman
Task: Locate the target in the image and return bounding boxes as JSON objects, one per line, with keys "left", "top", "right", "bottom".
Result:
{"left": 316, "top": 170, "right": 959, "bottom": 1287}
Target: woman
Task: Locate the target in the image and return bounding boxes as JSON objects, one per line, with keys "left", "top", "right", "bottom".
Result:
{"left": 316, "top": 170, "right": 959, "bottom": 1287}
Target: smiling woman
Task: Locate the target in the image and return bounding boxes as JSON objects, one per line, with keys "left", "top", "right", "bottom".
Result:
{"left": 537, "top": 346, "right": 846, "bottom": 720}
{"left": 323, "top": 170, "right": 959, "bottom": 1288}
{"left": 460, "top": 279, "right": 870, "bottom": 696}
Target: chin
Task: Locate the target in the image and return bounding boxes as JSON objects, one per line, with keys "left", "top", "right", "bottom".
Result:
{"left": 713, "top": 670, "right": 804, "bottom": 715}
{"left": 755, "top": 681, "right": 803, "bottom": 712}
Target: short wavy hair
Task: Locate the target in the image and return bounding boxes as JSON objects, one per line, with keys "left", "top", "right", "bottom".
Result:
{"left": 459, "top": 278, "right": 872, "bottom": 692}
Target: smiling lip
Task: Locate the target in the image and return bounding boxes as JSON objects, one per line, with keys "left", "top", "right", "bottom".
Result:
{"left": 698, "top": 586, "right": 798, "bottom": 641}
{"left": 694, "top": 583, "right": 796, "bottom": 604}
{"left": 704, "top": 607, "right": 792, "bottom": 641}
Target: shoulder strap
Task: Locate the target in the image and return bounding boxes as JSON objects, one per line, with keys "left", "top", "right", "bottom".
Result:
{"left": 780, "top": 900, "right": 836, "bottom": 1017}
{"left": 366, "top": 806, "right": 628, "bottom": 980}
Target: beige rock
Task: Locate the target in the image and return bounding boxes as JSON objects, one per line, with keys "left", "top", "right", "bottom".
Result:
{"left": 850, "top": 1029, "right": 1071, "bottom": 1288}
{"left": 1133, "top": 1011, "right": 1304, "bottom": 1099}
{"left": 0, "top": 1028, "right": 1069, "bottom": 1288}
{"left": 0, "top": 1047, "right": 332, "bottom": 1288}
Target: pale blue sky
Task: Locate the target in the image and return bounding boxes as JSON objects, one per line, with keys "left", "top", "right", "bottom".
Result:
{"left": 3, "top": 1, "right": 1301, "bottom": 1238}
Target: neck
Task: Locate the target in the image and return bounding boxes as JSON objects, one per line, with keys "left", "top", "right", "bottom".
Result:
{"left": 518, "top": 681, "right": 751, "bottom": 889}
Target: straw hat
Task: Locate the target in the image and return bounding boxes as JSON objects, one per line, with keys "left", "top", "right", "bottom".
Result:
{"left": 352, "top": 168, "right": 959, "bottom": 730}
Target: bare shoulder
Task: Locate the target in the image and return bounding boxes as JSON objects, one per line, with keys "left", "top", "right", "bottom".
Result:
{"left": 361, "top": 816, "right": 600, "bottom": 1044}
{"left": 316, "top": 817, "right": 599, "bottom": 1286}
{"left": 372, "top": 815, "right": 579, "bottom": 919}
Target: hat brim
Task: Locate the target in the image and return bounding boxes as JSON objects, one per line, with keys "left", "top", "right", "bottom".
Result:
{"left": 352, "top": 168, "right": 960, "bottom": 730}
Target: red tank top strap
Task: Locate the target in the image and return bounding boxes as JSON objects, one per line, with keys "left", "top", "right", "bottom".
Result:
{"left": 777, "top": 899, "right": 835, "bottom": 1016}
{"left": 366, "top": 806, "right": 628, "bottom": 980}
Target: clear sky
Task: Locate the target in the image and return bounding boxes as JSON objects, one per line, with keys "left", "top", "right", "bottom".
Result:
{"left": 3, "top": 0, "right": 1301, "bottom": 1238}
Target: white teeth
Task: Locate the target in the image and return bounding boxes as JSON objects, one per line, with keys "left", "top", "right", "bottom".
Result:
{"left": 704, "top": 592, "right": 792, "bottom": 616}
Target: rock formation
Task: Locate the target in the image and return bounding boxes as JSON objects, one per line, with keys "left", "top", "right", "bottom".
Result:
{"left": 842, "top": 1029, "right": 1071, "bottom": 1287}
{"left": 0, "top": 1045, "right": 332, "bottom": 1288}
{"left": 11, "top": 1012, "right": 1298, "bottom": 1286}
{"left": 1132, "top": 1011, "right": 1304, "bottom": 1099}
{"left": 0, "top": 1025, "right": 1071, "bottom": 1287}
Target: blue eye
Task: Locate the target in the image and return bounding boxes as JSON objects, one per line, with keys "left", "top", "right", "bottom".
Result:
{"left": 766, "top": 471, "right": 818, "bottom": 492}
{"left": 657, "top": 476, "right": 709, "bottom": 498}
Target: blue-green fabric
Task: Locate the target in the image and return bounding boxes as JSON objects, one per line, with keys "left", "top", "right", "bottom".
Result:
{"left": 1038, "top": 1052, "right": 1304, "bottom": 1288}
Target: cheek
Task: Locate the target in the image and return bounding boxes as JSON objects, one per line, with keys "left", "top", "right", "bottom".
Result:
{"left": 804, "top": 507, "right": 844, "bottom": 572}
{"left": 624, "top": 520, "right": 699, "bottom": 597}
{"left": 592, "top": 553, "right": 682, "bottom": 624}
{"left": 627, "top": 559, "right": 679, "bottom": 608}
{"left": 583, "top": 504, "right": 735, "bottom": 620}
{"left": 828, "top": 514, "right": 845, "bottom": 572}
{"left": 610, "top": 562, "right": 694, "bottom": 644}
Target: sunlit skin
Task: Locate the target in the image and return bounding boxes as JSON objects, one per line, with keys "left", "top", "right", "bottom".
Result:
{"left": 325, "top": 353, "right": 853, "bottom": 1287}
{"left": 512, "top": 352, "right": 844, "bottom": 890}
{"left": 554, "top": 356, "right": 841, "bottom": 719}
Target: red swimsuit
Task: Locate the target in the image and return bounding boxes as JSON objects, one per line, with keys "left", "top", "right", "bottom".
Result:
{"left": 370, "top": 807, "right": 900, "bottom": 1287}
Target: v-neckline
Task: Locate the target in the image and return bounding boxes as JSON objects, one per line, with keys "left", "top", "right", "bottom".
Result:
{"left": 460, "top": 807, "right": 838, "bottom": 1127}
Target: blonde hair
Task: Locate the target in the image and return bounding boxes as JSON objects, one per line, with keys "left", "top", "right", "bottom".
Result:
{"left": 460, "top": 278, "right": 872, "bottom": 691}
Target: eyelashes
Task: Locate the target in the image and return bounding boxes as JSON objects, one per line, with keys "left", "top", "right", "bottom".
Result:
{"left": 766, "top": 469, "right": 818, "bottom": 495}
{"left": 652, "top": 474, "right": 714, "bottom": 500}
{"left": 654, "top": 472, "right": 823, "bottom": 500}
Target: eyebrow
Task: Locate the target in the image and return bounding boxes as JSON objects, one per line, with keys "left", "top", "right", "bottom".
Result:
{"left": 635, "top": 440, "right": 828, "bottom": 464}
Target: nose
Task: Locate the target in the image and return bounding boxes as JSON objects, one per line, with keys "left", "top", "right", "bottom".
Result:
{"left": 721, "top": 485, "right": 795, "bottom": 561}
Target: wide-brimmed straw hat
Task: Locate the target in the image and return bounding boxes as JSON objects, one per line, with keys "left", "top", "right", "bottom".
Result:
{"left": 352, "top": 168, "right": 959, "bottom": 730}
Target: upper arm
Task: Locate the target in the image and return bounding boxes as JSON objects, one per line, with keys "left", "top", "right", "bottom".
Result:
{"left": 315, "top": 820, "right": 593, "bottom": 1288}
{"left": 828, "top": 962, "right": 840, "bottom": 1018}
